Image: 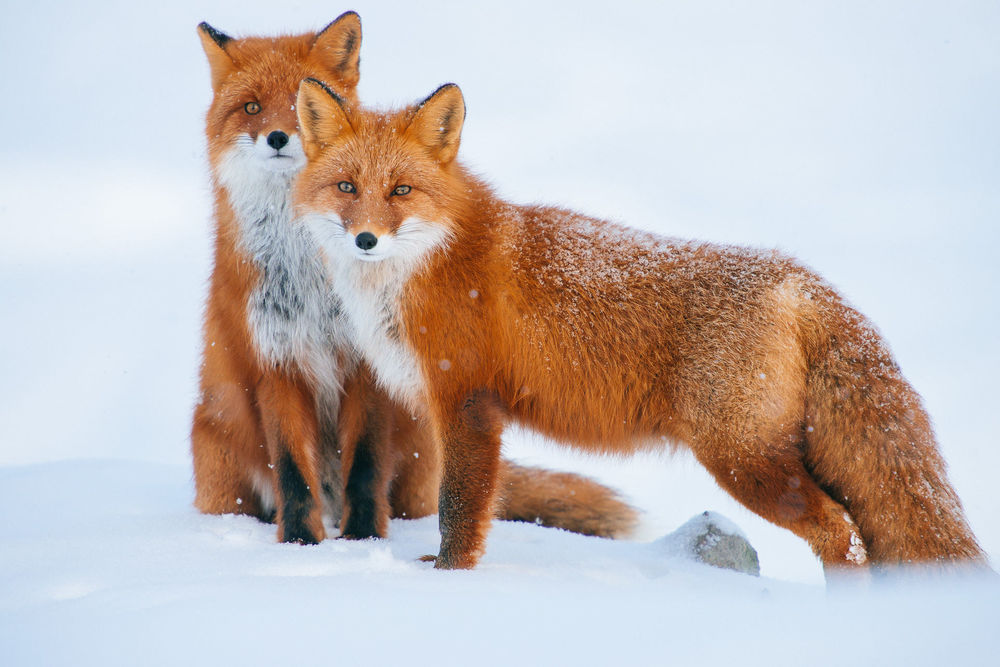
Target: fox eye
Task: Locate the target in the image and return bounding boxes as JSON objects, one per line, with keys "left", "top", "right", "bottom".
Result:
{"left": 244, "top": 102, "right": 261, "bottom": 115}
{"left": 338, "top": 181, "right": 356, "bottom": 193}
{"left": 392, "top": 185, "right": 412, "bottom": 196}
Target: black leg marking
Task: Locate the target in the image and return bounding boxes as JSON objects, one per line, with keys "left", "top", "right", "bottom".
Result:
{"left": 342, "top": 429, "right": 379, "bottom": 539}
{"left": 277, "top": 449, "right": 318, "bottom": 544}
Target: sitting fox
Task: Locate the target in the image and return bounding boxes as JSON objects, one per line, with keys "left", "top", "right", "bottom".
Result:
{"left": 292, "top": 78, "right": 986, "bottom": 577}
{"left": 190, "top": 17, "right": 637, "bottom": 544}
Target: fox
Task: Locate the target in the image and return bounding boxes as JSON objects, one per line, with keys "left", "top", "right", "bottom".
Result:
{"left": 191, "top": 17, "right": 637, "bottom": 544}
{"left": 292, "top": 78, "right": 988, "bottom": 577}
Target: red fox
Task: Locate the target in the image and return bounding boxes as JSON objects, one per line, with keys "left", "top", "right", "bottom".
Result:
{"left": 292, "top": 79, "right": 987, "bottom": 576}
{"left": 191, "top": 18, "right": 637, "bottom": 544}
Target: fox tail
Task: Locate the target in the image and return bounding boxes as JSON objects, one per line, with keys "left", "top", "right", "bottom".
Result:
{"left": 802, "top": 287, "right": 987, "bottom": 572}
{"left": 494, "top": 461, "right": 639, "bottom": 539}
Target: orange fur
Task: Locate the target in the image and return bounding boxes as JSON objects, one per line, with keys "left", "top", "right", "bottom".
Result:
{"left": 191, "top": 21, "right": 637, "bottom": 543}
{"left": 294, "top": 81, "right": 987, "bottom": 576}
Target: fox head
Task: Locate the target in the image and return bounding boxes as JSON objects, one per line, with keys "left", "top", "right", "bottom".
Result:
{"left": 198, "top": 13, "right": 362, "bottom": 183}
{"left": 294, "top": 79, "right": 469, "bottom": 267}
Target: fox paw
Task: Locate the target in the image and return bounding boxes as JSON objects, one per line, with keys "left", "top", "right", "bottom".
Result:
{"left": 279, "top": 532, "right": 321, "bottom": 545}
{"left": 338, "top": 531, "right": 381, "bottom": 541}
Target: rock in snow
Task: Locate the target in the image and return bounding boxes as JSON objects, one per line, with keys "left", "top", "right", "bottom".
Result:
{"left": 659, "top": 511, "right": 761, "bottom": 576}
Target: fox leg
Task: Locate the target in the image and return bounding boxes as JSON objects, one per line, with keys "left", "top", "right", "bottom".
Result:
{"left": 338, "top": 407, "right": 394, "bottom": 539}
{"left": 337, "top": 367, "right": 396, "bottom": 539}
{"left": 435, "top": 391, "right": 506, "bottom": 570}
{"left": 692, "top": 434, "right": 869, "bottom": 576}
{"left": 191, "top": 380, "right": 273, "bottom": 521}
{"left": 388, "top": 412, "right": 442, "bottom": 520}
{"left": 257, "top": 371, "right": 326, "bottom": 544}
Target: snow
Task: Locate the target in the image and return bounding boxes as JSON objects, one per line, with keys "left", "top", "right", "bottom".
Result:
{"left": 1, "top": 1, "right": 998, "bottom": 664}
{"left": 2, "top": 461, "right": 996, "bottom": 666}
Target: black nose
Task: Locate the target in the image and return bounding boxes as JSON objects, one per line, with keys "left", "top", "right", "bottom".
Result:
{"left": 355, "top": 232, "right": 378, "bottom": 251}
{"left": 266, "top": 130, "right": 289, "bottom": 150}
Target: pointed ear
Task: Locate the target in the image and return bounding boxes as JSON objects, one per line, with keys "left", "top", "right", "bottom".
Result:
{"left": 407, "top": 84, "right": 466, "bottom": 164}
{"left": 311, "top": 11, "right": 362, "bottom": 90}
{"left": 296, "top": 78, "right": 355, "bottom": 159}
{"left": 197, "top": 22, "right": 235, "bottom": 89}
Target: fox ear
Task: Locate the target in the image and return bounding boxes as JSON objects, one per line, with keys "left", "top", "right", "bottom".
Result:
{"left": 312, "top": 11, "right": 362, "bottom": 90}
{"left": 296, "top": 78, "right": 355, "bottom": 160}
{"left": 407, "top": 84, "right": 466, "bottom": 164}
{"left": 197, "top": 22, "right": 235, "bottom": 89}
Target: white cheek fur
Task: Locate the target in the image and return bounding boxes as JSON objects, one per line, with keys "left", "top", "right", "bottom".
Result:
{"left": 298, "top": 211, "right": 452, "bottom": 411}
{"left": 303, "top": 214, "right": 451, "bottom": 265}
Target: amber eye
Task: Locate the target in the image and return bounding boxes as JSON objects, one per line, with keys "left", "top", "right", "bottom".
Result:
{"left": 338, "top": 181, "right": 356, "bottom": 193}
{"left": 392, "top": 185, "right": 412, "bottom": 196}
{"left": 244, "top": 101, "right": 261, "bottom": 115}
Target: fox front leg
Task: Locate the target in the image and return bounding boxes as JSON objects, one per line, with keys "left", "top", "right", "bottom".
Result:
{"left": 434, "top": 391, "right": 506, "bottom": 569}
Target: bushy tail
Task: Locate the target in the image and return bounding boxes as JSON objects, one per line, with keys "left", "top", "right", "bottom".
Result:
{"left": 493, "top": 461, "right": 639, "bottom": 539}
{"left": 801, "top": 291, "right": 987, "bottom": 571}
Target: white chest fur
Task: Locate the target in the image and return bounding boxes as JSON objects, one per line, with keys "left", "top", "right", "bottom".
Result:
{"left": 332, "top": 261, "right": 427, "bottom": 412}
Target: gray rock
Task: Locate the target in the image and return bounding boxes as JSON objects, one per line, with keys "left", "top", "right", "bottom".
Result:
{"left": 659, "top": 510, "right": 761, "bottom": 576}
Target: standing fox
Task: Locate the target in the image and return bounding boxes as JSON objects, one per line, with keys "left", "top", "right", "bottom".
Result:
{"left": 293, "top": 79, "right": 987, "bottom": 576}
{"left": 191, "top": 17, "right": 637, "bottom": 544}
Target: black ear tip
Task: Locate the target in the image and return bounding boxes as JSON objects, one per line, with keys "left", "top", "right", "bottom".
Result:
{"left": 440, "top": 83, "right": 465, "bottom": 103}
{"left": 418, "top": 84, "right": 466, "bottom": 119}
{"left": 198, "top": 22, "right": 231, "bottom": 48}
{"left": 319, "top": 10, "right": 362, "bottom": 38}
{"left": 420, "top": 83, "right": 464, "bottom": 109}
{"left": 301, "top": 78, "right": 346, "bottom": 106}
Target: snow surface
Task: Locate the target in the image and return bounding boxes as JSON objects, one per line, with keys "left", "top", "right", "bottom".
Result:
{"left": 1, "top": 1, "right": 999, "bottom": 664}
